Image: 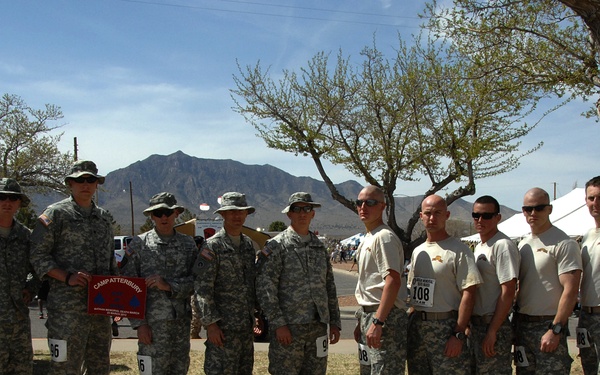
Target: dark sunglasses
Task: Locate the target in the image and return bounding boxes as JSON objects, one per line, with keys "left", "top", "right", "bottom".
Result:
{"left": 290, "top": 205, "right": 313, "bottom": 213}
{"left": 72, "top": 176, "right": 98, "bottom": 184}
{"left": 522, "top": 204, "right": 550, "bottom": 213}
{"left": 0, "top": 194, "right": 20, "bottom": 201}
{"left": 471, "top": 212, "right": 497, "bottom": 220}
{"left": 355, "top": 199, "right": 381, "bottom": 207}
{"left": 152, "top": 208, "right": 175, "bottom": 217}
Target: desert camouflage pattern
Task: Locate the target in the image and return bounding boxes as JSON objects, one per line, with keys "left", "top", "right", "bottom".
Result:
{"left": 121, "top": 228, "right": 197, "bottom": 375}
{"left": 407, "top": 315, "right": 471, "bottom": 375}
{"left": 578, "top": 311, "right": 600, "bottom": 375}
{"left": 256, "top": 227, "right": 340, "bottom": 374}
{"left": 356, "top": 307, "right": 407, "bottom": 375}
{"left": 194, "top": 228, "right": 257, "bottom": 375}
{"left": 469, "top": 321, "right": 513, "bottom": 375}
{"left": 0, "top": 220, "right": 36, "bottom": 374}
{"left": 514, "top": 319, "right": 572, "bottom": 375}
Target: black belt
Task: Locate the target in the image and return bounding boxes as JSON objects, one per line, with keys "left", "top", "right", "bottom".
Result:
{"left": 362, "top": 305, "right": 379, "bottom": 313}
{"left": 415, "top": 310, "right": 457, "bottom": 321}
{"left": 470, "top": 315, "right": 493, "bottom": 326}
{"left": 582, "top": 306, "right": 600, "bottom": 314}
{"left": 515, "top": 313, "right": 554, "bottom": 322}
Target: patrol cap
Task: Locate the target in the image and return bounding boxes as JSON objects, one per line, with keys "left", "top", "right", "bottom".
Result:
{"left": 282, "top": 192, "right": 321, "bottom": 213}
{"left": 214, "top": 192, "right": 255, "bottom": 214}
{"left": 0, "top": 178, "right": 30, "bottom": 207}
{"left": 64, "top": 160, "right": 105, "bottom": 184}
{"left": 143, "top": 192, "right": 185, "bottom": 216}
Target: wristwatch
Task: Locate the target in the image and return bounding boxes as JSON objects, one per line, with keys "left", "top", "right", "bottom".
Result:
{"left": 372, "top": 317, "right": 385, "bottom": 327}
{"left": 549, "top": 322, "right": 564, "bottom": 335}
{"left": 454, "top": 331, "right": 466, "bottom": 341}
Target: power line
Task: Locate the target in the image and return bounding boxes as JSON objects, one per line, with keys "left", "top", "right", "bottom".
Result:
{"left": 113, "top": 0, "right": 422, "bottom": 28}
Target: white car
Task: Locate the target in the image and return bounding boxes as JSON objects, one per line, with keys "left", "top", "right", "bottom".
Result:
{"left": 114, "top": 235, "right": 133, "bottom": 268}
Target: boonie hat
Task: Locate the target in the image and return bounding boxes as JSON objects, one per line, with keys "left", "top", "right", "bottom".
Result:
{"left": 64, "top": 160, "right": 105, "bottom": 184}
{"left": 0, "top": 178, "right": 30, "bottom": 207}
{"left": 214, "top": 192, "right": 255, "bottom": 214}
{"left": 282, "top": 192, "right": 321, "bottom": 213}
{"left": 143, "top": 192, "right": 185, "bottom": 216}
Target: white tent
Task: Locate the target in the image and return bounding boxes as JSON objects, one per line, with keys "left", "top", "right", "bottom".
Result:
{"left": 340, "top": 232, "right": 365, "bottom": 246}
{"left": 462, "top": 188, "right": 595, "bottom": 242}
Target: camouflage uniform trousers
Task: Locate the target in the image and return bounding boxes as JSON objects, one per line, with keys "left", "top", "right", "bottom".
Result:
{"left": 469, "top": 320, "right": 513, "bottom": 375}
{"left": 356, "top": 307, "right": 407, "bottom": 375}
{"left": 0, "top": 313, "right": 33, "bottom": 375}
{"left": 268, "top": 322, "right": 328, "bottom": 375}
{"left": 514, "top": 319, "right": 572, "bottom": 375}
{"left": 204, "top": 328, "right": 254, "bottom": 375}
{"left": 46, "top": 309, "right": 111, "bottom": 375}
{"left": 578, "top": 310, "right": 600, "bottom": 375}
{"left": 138, "top": 319, "right": 191, "bottom": 375}
{"left": 407, "top": 315, "right": 471, "bottom": 375}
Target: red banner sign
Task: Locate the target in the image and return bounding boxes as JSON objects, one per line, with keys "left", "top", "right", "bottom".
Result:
{"left": 87, "top": 275, "right": 147, "bottom": 319}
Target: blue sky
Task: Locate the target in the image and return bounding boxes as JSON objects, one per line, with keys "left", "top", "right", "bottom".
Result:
{"left": 1, "top": 0, "right": 597, "bottom": 211}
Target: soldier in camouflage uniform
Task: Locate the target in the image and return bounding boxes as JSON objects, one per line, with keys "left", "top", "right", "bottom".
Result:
{"left": 194, "top": 192, "right": 258, "bottom": 375}
{"left": 353, "top": 186, "right": 408, "bottom": 375}
{"left": 120, "top": 192, "right": 197, "bottom": 375}
{"left": 514, "top": 188, "right": 581, "bottom": 375}
{"left": 30, "top": 160, "right": 116, "bottom": 375}
{"left": 0, "top": 178, "right": 38, "bottom": 375}
{"left": 190, "top": 236, "right": 204, "bottom": 339}
{"left": 256, "top": 192, "right": 341, "bottom": 375}
{"left": 407, "top": 194, "right": 482, "bottom": 375}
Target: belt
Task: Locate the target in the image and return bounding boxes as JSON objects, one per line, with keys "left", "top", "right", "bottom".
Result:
{"left": 362, "top": 305, "right": 379, "bottom": 313}
{"left": 582, "top": 306, "right": 600, "bottom": 314}
{"left": 515, "top": 313, "right": 554, "bottom": 322}
{"left": 416, "top": 310, "right": 457, "bottom": 321}
{"left": 470, "top": 315, "right": 493, "bottom": 326}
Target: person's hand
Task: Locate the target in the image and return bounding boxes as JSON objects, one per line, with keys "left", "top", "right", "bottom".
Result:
{"left": 444, "top": 335, "right": 464, "bottom": 357}
{"left": 275, "top": 325, "right": 292, "bottom": 346}
{"left": 22, "top": 289, "right": 33, "bottom": 305}
{"left": 253, "top": 316, "right": 264, "bottom": 337}
{"left": 145, "top": 274, "right": 171, "bottom": 291}
{"left": 540, "top": 330, "right": 560, "bottom": 353}
{"left": 366, "top": 322, "right": 383, "bottom": 348}
{"left": 68, "top": 271, "right": 92, "bottom": 287}
{"left": 207, "top": 323, "right": 225, "bottom": 347}
{"left": 330, "top": 325, "right": 341, "bottom": 344}
{"left": 482, "top": 330, "right": 498, "bottom": 357}
{"left": 137, "top": 324, "right": 152, "bottom": 345}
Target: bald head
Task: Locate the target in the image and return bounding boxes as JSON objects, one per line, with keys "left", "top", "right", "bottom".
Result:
{"left": 359, "top": 185, "right": 385, "bottom": 202}
{"left": 421, "top": 194, "right": 447, "bottom": 211}
{"left": 523, "top": 188, "right": 550, "bottom": 205}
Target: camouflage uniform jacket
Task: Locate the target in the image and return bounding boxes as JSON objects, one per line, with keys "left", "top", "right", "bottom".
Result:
{"left": 256, "top": 227, "right": 341, "bottom": 330}
{"left": 0, "top": 219, "right": 38, "bottom": 322}
{"left": 29, "top": 196, "right": 116, "bottom": 312}
{"left": 120, "top": 229, "right": 197, "bottom": 328}
{"left": 194, "top": 228, "right": 256, "bottom": 332}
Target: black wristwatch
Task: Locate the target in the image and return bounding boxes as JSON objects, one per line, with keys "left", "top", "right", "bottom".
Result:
{"left": 372, "top": 317, "right": 385, "bottom": 327}
{"left": 549, "top": 322, "right": 564, "bottom": 335}
{"left": 454, "top": 331, "right": 466, "bottom": 341}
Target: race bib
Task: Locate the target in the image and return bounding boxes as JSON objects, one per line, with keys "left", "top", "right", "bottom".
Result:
{"left": 316, "top": 335, "right": 328, "bottom": 358}
{"left": 358, "top": 343, "right": 370, "bottom": 365}
{"left": 576, "top": 327, "right": 591, "bottom": 348}
{"left": 48, "top": 338, "right": 67, "bottom": 362}
{"left": 410, "top": 277, "right": 435, "bottom": 308}
{"left": 137, "top": 355, "right": 153, "bottom": 375}
{"left": 514, "top": 345, "right": 529, "bottom": 367}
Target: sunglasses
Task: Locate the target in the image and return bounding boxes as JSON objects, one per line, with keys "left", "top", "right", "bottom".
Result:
{"left": 355, "top": 199, "right": 381, "bottom": 207}
{"left": 290, "top": 205, "right": 313, "bottom": 213}
{"left": 0, "top": 194, "right": 20, "bottom": 201}
{"left": 72, "top": 176, "right": 98, "bottom": 184}
{"left": 152, "top": 208, "right": 175, "bottom": 217}
{"left": 522, "top": 204, "right": 550, "bottom": 213}
{"left": 471, "top": 212, "right": 497, "bottom": 220}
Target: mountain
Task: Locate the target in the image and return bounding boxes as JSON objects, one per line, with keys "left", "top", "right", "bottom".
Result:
{"left": 29, "top": 151, "right": 518, "bottom": 238}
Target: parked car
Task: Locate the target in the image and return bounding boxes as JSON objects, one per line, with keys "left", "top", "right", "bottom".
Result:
{"left": 114, "top": 235, "right": 133, "bottom": 268}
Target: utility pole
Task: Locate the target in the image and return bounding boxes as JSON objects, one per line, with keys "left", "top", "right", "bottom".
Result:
{"left": 129, "top": 181, "right": 135, "bottom": 236}
{"left": 73, "top": 137, "right": 78, "bottom": 161}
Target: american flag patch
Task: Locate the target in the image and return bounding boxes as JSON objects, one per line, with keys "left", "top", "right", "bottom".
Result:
{"left": 38, "top": 214, "right": 52, "bottom": 227}
{"left": 201, "top": 248, "right": 214, "bottom": 261}
{"left": 261, "top": 247, "right": 272, "bottom": 257}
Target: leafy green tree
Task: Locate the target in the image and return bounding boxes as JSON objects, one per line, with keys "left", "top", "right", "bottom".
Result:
{"left": 232, "top": 34, "right": 548, "bottom": 254}
{"left": 139, "top": 217, "right": 154, "bottom": 234}
{"left": 424, "top": 0, "right": 600, "bottom": 118}
{"left": 0, "top": 93, "right": 73, "bottom": 193}
{"left": 268, "top": 220, "right": 287, "bottom": 232}
{"left": 15, "top": 205, "right": 38, "bottom": 230}
{"left": 176, "top": 208, "right": 196, "bottom": 225}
